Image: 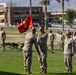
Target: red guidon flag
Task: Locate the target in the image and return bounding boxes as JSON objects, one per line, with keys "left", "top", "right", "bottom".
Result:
{"left": 17, "top": 14, "right": 33, "bottom": 33}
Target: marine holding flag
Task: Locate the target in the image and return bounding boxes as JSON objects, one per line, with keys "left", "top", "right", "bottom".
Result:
{"left": 17, "top": 14, "right": 33, "bottom": 33}
{"left": 22, "top": 27, "right": 40, "bottom": 74}
{"left": 18, "top": 15, "right": 40, "bottom": 74}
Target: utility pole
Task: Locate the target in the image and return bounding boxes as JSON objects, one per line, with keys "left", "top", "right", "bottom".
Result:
{"left": 30, "top": 0, "right": 32, "bottom": 14}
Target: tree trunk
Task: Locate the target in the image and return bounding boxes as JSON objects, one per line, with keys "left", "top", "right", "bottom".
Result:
{"left": 62, "top": 0, "right": 64, "bottom": 31}
{"left": 69, "top": 24, "right": 72, "bottom": 28}
{"left": 44, "top": 5, "right": 48, "bottom": 30}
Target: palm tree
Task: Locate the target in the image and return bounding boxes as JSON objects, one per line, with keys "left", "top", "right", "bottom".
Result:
{"left": 39, "top": 0, "right": 50, "bottom": 30}
{"left": 56, "top": 0, "right": 69, "bottom": 31}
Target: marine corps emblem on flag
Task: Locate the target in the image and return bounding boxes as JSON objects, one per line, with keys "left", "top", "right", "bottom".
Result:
{"left": 17, "top": 14, "right": 33, "bottom": 33}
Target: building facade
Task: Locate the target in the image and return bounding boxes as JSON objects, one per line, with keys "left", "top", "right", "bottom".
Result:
{"left": 0, "top": 3, "right": 43, "bottom": 26}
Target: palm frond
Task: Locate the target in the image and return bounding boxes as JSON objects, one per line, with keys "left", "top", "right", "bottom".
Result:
{"left": 39, "top": 0, "right": 50, "bottom": 5}
{"left": 56, "top": 0, "right": 61, "bottom": 3}
{"left": 56, "top": 0, "right": 69, "bottom": 3}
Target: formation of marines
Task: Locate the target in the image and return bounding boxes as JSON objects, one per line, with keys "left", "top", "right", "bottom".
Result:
{"left": 22, "top": 26, "right": 76, "bottom": 74}
{"left": 0, "top": 27, "right": 76, "bottom": 74}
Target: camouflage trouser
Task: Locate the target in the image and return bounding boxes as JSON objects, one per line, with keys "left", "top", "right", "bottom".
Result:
{"left": 64, "top": 54, "right": 72, "bottom": 71}
{"left": 57, "top": 41, "right": 64, "bottom": 51}
{"left": 38, "top": 51, "right": 47, "bottom": 69}
{"left": 74, "top": 43, "right": 76, "bottom": 54}
{"left": 50, "top": 41, "right": 54, "bottom": 51}
{"left": 56, "top": 41, "right": 60, "bottom": 49}
{"left": 0, "top": 40, "right": 5, "bottom": 51}
{"left": 60, "top": 42, "right": 64, "bottom": 51}
{"left": 23, "top": 50, "right": 32, "bottom": 70}
{"left": 74, "top": 44, "right": 76, "bottom": 57}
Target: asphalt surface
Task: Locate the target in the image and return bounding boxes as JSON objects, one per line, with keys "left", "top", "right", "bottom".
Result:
{"left": 48, "top": 27, "right": 76, "bottom": 31}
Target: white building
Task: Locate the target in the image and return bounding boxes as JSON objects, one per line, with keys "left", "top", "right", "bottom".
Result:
{"left": 0, "top": 3, "right": 16, "bottom": 7}
{"left": 0, "top": 3, "right": 16, "bottom": 26}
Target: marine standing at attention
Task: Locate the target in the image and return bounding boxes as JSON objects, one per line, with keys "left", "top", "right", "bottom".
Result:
{"left": 0, "top": 27, "right": 6, "bottom": 51}
{"left": 37, "top": 26, "right": 48, "bottom": 74}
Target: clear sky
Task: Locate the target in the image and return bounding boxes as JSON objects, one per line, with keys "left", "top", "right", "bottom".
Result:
{"left": 0, "top": 0, "right": 76, "bottom": 11}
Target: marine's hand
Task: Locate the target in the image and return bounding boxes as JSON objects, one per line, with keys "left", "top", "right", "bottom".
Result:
{"left": 72, "top": 54, "right": 73, "bottom": 57}
{"left": 38, "top": 52, "right": 40, "bottom": 55}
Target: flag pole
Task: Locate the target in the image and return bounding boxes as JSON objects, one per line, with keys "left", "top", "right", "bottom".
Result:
{"left": 30, "top": 0, "right": 32, "bottom": 14}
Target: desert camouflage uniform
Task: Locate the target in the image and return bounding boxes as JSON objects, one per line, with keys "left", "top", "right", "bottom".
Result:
{"left": 48, "top": 32, "right": 54, "bottom": 51}
{"left": 22, "top": 32, "right": 39, "bottom": 73}
{"left": 37, "top": 32, "right": 48, "bottom": 70}
{"left": 0, "top": 28, "right": 6, "bottom": 51}
{"left": 73, "top": 34, "right": 76, "bottom": 57}
{"left": 64, "top": 36, "right": 75, "bottom": 72}
{"left": 59, "top": 33, "right": 65, "bottom": 51}
{"left": 56, "top": 31, "right": 60, "bottom": 47}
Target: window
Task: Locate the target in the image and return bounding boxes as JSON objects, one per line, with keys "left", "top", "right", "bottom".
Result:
{"left": 36, "top": 11, "right": 39, "bottom": 14}
{"left": 32, "top": 11, "right": 35, "bottom": 14}
{"left": 1, "top": 19, "right": 4, "bottom": 23}
{"left": 0, "top": 12, "right": 4, "bottom": 15}
{"left": 33, "top": 18, "right": 39, "bottom": 23}
{"left": 13, "top": 12, "right": 19, "bottom": 15}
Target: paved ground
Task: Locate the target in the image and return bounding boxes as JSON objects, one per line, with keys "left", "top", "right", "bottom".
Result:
{"left": 48, "top": 27, "right": 76, "bottom": 31}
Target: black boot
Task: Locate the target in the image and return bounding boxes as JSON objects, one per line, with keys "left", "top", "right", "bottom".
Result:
{"left": 25, "top": 69, "right": 27, "bottom": 73}
{"left": 26, "top": 69, "right": 32, "bottom": 74}
{"left": 40, "top": 68, "right": 44, "bottom": 74}
{"left": 43, "top": 69, "right": 47, "bottom": 74}
{"left": 68, "top": 70, "right": 72, "bottom": 73}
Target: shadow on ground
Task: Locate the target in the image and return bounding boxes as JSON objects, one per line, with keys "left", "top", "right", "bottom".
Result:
{"left": 0, "top": 71, "right": 23, "bottom": 75}
{"left": 0, "top": 71, "right": 76, "bottom": 75}
{"left": 46, "top": 73, "right": 76, "bottom": 75}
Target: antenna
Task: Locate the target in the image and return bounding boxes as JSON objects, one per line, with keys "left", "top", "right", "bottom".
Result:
{"left": 10, "top": 0, "right": 12, "bottom": 7}
{"left": 30, "top": 0, "right": 32, "bottom": 14}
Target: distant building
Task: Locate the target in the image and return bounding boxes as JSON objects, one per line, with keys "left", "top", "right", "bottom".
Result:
{"left": 0, "top": 3, "right": 43, "bottom": 27}
{"left": 0, "top": 3, "right": 16, "bottom": 26}
{"left": 47, "top": 11, "right": 66, "bottom": 24}
{"left": 0, "top": 3, "right": 16, "bottom": 7}
{"left": 1, "top": 3, "right": 75, "bottom": 27}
